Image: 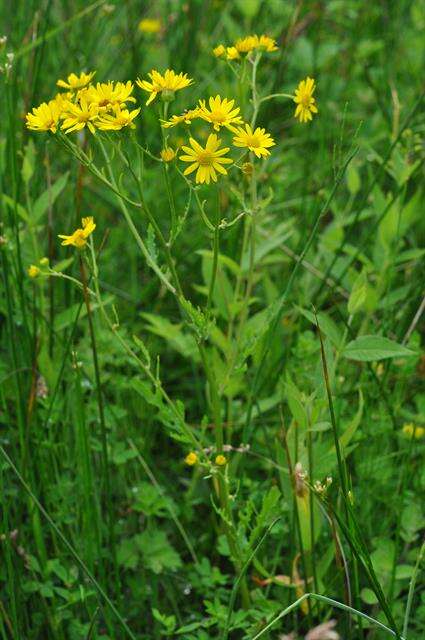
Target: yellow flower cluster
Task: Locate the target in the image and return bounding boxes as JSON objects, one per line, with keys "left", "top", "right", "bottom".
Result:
{"left": 213, "top": 34, "right": 278, "bottom": 61}
{"left": 26, "top": 61, "right": 317, "bottom": 189}
{"left": 160, "top": 93, "right": 276, "bottom": 183}
{"left": 26, "top": 72, "right": 141, "bottom": 134}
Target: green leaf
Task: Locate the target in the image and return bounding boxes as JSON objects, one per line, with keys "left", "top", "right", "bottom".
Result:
{"left": 348, "top": 271, "right": 367, "bottom": 315}
{"left": 343, "top": 335, "right": 415, "bottom": 361}
{"left": 136, "top": 530, "right": 181, "bottom": 575}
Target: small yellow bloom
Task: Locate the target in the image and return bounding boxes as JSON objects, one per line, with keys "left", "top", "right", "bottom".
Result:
{"left": 293, "top": 77, "right": 318, "bottom": 123}
{"left": 161, "top": 108, "right": 200, "bottom": 128}
{"left": 85, "top": 81, "right": 136, "bottom": 110}
{"left": 226, "top": 47, "right": 240, "bottom": 61}
{"left": 57, "top": 71, "right": 96, "bottom": 91}
{"left": 136, "top": 69, "right": 193, "bottom": 106}
{"left": 97, "top": 105, "right": 141, "bottom": 130}
{"left": 28, "top": 265, "right": 40, "bottom": 278}
{"left": 185, "top": 452, "right": 198, "bottom": 466}
{"left": 213, "top": 44, "right": 226, "bottom": 58}
{"left": 180, "top": 133, "right": 232, "bottom": 185}
{"left": 138, "top": 18, "right": 162, "bottom": 34}
{"left": 160, "top": 147, "right": 176, "bottom": 162}
{"left": 255, "top": 34, "right": 279, "bottom": 52}
{"left": 61, "top": 96, "right": 99, "bottom": 134}
{"left": 39, "top": 257, "right": 49, "bottom": 266}
{"left": 215, "top": 454, "right": 227, "bottom": 466}
{"left": 402, "top": 423, "right": 425, "bottom": 439}
{"left": 26, "top": 101, "right": 61, "bottom": 133}
{"left": 235, "top": 35, "right": 257, "bottom": 54}
{"left": 58, "top": 217, "right": 96, "bottom": 248}
{"left": 198, "top": 95, "right": 243, "bottom": 132}
{"left": 232, "top": 123, "right": 275, "bottom": 158}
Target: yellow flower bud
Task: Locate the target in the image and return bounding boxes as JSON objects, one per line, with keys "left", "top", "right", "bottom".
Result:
{"left": 215, "top": 454, "right": 227, "bottom": 466}
{"left": 213, "top": 44, "right": 225, "bottom": 58}
{"left": 160, "top": 147, "right": 176, "bottom": 162}
{"left": 402, "top": 423, "right": 425, "bottom": 439}
{"left": 28, "top": 265, "right": 40, "bottom": 278}
{"left": 241, "top": 162, "right": 253, "bottom": 176}
{"left": 185, "top": 452, "right": 198, "bottom": 466}
{"left": 39, "top": 257, "right": 49, "bottom": 266}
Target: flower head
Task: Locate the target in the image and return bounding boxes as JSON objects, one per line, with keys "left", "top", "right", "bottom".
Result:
{"left": 402, "top": 423, "right": 425, "bottom": 439}
{"left": 161, "top": 108, "right": 200, "bottom": 128}
{"left": 28, "top": 265, "right": 40, "bottom": 278}
{"left": 97, "top": 105, "right": 141, "bottom": 130}
{"left": 215, "top": 454, "right": 227, "bottom": 466}
{"left": 213, "top": 44, "right": 226, "bottom": 58}
{"left": 58, "top": 217, "right": 96, "bottom": 248}
{"left": 61, "top": 96, "right": 99, "bottom": 134}
{"left": 57, "top": 71, "right": 95, "bottom": 91}
{"left": 136, "top": 69, "right": 193, "bottom": 105}
{"left": 198, "top": 95, "right": 243, "bottom": 131}
{"left": 255, "top": 34, "right": 278, "bottom": 52}
{"left": 226, "top": 46, "right": 240, "bottom": 61}
{"left": 235, "top": 35, "right": 258, "bottom": 54}
{"left": 85, "top": 81, "right": 136, "bottom": 110}
{"left": 293, "top": 76, "right": 318, "bottom": 123}
{"left": 232, "top": 123, "right": 275, "bottom": 158}
{"left": 185, "top": 452, "right": 198, "bottom": 466}
{"left": 138, "top": 18, "right": 162, "bottom": 34}
{"left": 161, "top": 147, "right": 176, "bottom": 162}
{"left": 180, "top": 133, "right": 232, "bottom": 185}
{"left": 26, "top": 101, "right": 62, "bottom": 133}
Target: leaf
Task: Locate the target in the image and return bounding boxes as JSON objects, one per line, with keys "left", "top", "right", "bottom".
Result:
{"left": 136, "top": 530, "right": 181, "bottom": 574}
{"left": 32, "top": 172, "right": 69, "bottom": 223}
{"left": 343, "top": 335, "right": 415, "bottom": 361}
{"left": 348, "top": 271, "right": 367, "bottom": 315}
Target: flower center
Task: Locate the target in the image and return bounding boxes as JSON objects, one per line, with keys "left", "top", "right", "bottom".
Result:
{"left": 300, "top": 93, "right": 311, "bottom": 107}
{"left": 245, "top": 135, "right": 260, "bottom": 148}
{"left": 73, "top": 230, "right": 87, "bottom": 248}
{"left": 197, "top": 151, "right": 213, "bottom": 166}
{"left": 210, "top": 110, "right": 226, "bottom": 123}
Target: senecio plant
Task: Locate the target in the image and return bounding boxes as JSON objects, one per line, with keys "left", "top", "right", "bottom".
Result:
{"left": 26, "top": 33, "right": 321, "bottom": 633}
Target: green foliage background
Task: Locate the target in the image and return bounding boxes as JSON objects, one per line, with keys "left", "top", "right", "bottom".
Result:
{"left": 0, "top": 1, "right": 424, "bottom": 639}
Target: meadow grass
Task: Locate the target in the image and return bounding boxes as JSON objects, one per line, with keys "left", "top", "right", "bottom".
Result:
{"left": 0, "top": 1, "right": 424, "bottom": 639}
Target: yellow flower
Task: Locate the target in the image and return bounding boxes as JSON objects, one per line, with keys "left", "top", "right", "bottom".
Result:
{"left": 161, "top": 108, "right": 200, "bottom": 128}
{"left": 26, "top": 101, "right": 61, "bottom": 133}
{"left": 226, "top": 46, "right": 240, "bottom": 61}
{"left": 293, "top": 77, "right": 318, "bottom": 123}
{"left": 97, "top": 105, "right": 141, "bottom": 130}
{"left": 232, "top": 123, "right": 275, "bottom": 158}
{"left": 56, "top": 71, "right": 96, "bottom": 91}
{"left": 138, "top": 18, "right": 162, "bottom": 34}
{"left": 61, "top": 96, "right": 99, "bottom": 134}
{"left": 58, "top": 217, "right": 96, "bottom": 248}
{"left": 235, "top": 35, "right": 257, "bottom": 54}
{"left": 180, "top": 133, "right": 232, "bottom": 185}
{"left": 136, "top": 69, "right": 193, "bottom": 106}
{"left": 161, "top": 147, "right": 176, "bottom": 162}
{"left": 213, "top": 44, "right": 226, "bottom": 57}
{"left": 255, "top": 34, "right": 279, "bottom": 52}
{"left": 28, "top": 265, "right": 40, "bottom": 278}
{"left": 185, "top": 452, "right": 198, "bottom": 466}
{"left": 85, "top": 81, "right": 136, "bottom": 110}
{"left": 402, "top": 423, "right": 425, "bottom": 439}
{"left": 198, "top": 95, "right": 243, "bottom": 132}
{"left": 215, "top": 454, "right": 227, "bottom": 466}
